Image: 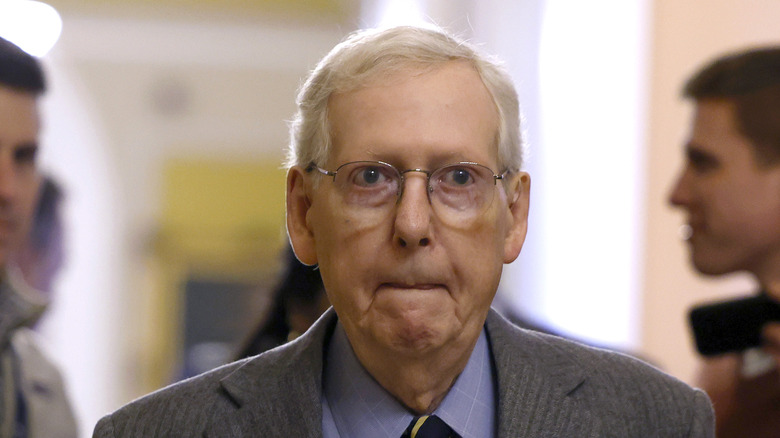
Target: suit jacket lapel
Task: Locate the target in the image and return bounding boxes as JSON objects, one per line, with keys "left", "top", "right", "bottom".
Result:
{"left": 205, "top": 308, "right": 602, "bottom": 437}
{"left": 205, "top": 309, "right": 338, "bottom": 437}
{"left": 486, "top": 310, "right": 602, "bottom": 437}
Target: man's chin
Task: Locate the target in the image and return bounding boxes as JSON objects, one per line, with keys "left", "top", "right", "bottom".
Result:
{"left": 691, "top": 254, "right": 736, "bottom": 277}
{"left": 368, "top": 318, "right": 452, "bottom": 356}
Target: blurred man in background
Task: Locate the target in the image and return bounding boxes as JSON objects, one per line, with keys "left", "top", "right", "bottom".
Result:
{"left": 669, "top": 46, "right": 780, "bottom": 438}
{"left": 0, "top": 36, "right": 77, "bottom": 437}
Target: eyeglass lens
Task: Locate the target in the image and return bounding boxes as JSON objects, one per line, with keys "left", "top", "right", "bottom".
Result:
{"left": 329, "top": 161, "right": 500, "bottom": 226}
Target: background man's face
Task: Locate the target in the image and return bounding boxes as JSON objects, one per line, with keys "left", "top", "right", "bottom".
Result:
{"left": 0, "top": 86, "right": 42, "bottom": 268}
{"left": 669, "top": 99, "right": 780, "bottom": 280}
{"left": 290, "top": 62, "right": 528, "bottom": 360}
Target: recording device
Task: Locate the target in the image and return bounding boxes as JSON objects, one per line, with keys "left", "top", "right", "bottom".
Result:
{"left": 689, "top": 293, "right": 780, "bottom": 356}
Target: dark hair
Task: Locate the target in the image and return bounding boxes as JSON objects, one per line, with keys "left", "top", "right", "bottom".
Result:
{"left": 683, "top": 46, "right": 780, "bottom": 166}
{"left": 0, "top": 36, "right": 46, "bottom": 94}
{"left": 235, "top": 247, "right": 325, "bottom": 359}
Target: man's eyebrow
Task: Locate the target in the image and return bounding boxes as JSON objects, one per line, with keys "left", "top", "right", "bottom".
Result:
{"left": 684, "top": 141, "right": 721, "bottom": 167}
{"left": 684, "top": 141, "right": 710, "bottom": 157}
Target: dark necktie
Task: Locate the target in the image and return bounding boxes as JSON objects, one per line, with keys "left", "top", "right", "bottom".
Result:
{"left": 402, "top": 414, "right": 457, "bottom": 438}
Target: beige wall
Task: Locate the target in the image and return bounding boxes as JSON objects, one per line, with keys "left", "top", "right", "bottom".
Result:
{"left": 642, "top": 0, "right": 780, "bottom": 383}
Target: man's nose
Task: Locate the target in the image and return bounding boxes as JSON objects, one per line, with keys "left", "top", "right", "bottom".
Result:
{"left": 668, "top": 167, "right": 691, "bottom": 207}
{"left": 393, "top": 173, "right": 432, "bottom": 248}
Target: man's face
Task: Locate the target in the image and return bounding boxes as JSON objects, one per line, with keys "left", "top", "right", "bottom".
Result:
{"left": 669, "top": 99, "right": 780, "bottom": 282}
{"left": 287, "top": 62, "right": 529, "bottom": 360}
{"left": 0, "top": 85, "right": 42, "bottom": 269}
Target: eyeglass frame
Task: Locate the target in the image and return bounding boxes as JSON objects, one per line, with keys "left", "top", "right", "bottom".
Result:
{"left": 304, "top": 160, "right": 511, "bottom": 206}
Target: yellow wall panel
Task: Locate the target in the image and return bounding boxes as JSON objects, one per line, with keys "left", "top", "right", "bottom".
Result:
{"left": 162, "top": 159, "right": 286, "bottom": 232}
{"left": 156, "top": 158, "right": 288, "bottom": 280}
{"left": 144, "top": 157, "right": 289, "bottom": 390}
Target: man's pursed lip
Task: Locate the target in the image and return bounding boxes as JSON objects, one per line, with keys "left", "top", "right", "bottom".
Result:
{"left": 380, "top": 283, "right": 444, "bottom": 291}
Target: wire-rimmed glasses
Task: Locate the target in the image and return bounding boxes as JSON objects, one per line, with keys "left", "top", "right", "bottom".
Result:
{"left": 306, "top": 160, "right": 508, "bottom": 227}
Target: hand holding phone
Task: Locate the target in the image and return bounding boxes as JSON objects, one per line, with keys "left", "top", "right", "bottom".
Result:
{"left": 689, "top": 293, "right": 780, "bottom": 357}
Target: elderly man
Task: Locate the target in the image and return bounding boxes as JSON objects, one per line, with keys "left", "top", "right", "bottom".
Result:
{"left": 0, "top": 37, "right": 78, "bottom": 437}
{"left": 94, "top": 26, "right": 713, "bottom": 437}
{"left": 670, "top": 47, "right": 780, "bottom": 438}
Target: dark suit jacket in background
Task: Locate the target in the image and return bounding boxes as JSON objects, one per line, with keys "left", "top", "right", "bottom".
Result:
{"left": 93, "top": 309, "right": 714, "bottom": 437}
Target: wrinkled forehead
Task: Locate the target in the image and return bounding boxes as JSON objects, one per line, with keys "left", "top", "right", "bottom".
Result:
{"left": 326, "top": 62, "right": 500, "bottom": 167}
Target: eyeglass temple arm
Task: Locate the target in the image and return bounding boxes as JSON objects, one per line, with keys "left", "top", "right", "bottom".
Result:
{"left": 305, "top": 163, "right": 336, "bottom": 177}
{"left": 495, "top": 167, "right": 520, "bottom": 184}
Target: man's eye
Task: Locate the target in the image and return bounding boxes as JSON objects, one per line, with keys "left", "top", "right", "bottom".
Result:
{"left": 442, "top": 167, "right": 475, "bottom": 186}
{"left": 683, "top": 144, "right": 723, "bottom": 174}
{"left": 352, "top": 166, "right": 390, "bottom": 186}
{"left": 688, "top": 151, "right": 719, "bottom": 173}
{"left": 14, "top": 144, "right": 38, "bottom": 165}
{"left": 361, "top": 168, "right": 381, "bottom": 184}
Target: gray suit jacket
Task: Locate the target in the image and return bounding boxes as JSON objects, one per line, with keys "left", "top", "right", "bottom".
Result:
{"left": 93, "top": 309, "right": 714, "bottom": 437}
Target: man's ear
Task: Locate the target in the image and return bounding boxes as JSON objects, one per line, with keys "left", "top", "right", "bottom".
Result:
{"left": 286, "top": 166, "right": 318, "bottom": 265}
{"left": 503, "top": 172, "right": 530, "bottom": 264}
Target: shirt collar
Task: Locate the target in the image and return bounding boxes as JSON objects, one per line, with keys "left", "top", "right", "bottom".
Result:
{"left": 0, "top": 269, "right": 47, "bottom": 348}
{"left": 323, "top": 322, "right": 495, "bottom": 438}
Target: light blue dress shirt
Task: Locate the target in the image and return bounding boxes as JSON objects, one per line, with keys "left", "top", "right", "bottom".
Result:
{"left": 322, "top": 322, "right": 496, "bottom": 438}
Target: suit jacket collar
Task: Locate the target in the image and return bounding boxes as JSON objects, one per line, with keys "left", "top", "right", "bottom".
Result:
{"left": 209, "top": 308, "right": 601, "bottom": 437}
{"left": 486, "top": 311, "right": 602, "bottom": 437}
{"left": 206, "top": 309, "right": 337, "bottom": 437}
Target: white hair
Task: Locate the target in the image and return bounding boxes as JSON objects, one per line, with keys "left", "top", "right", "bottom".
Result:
{"left": 286, "top": 25, "right": 524, "bottom": 172}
